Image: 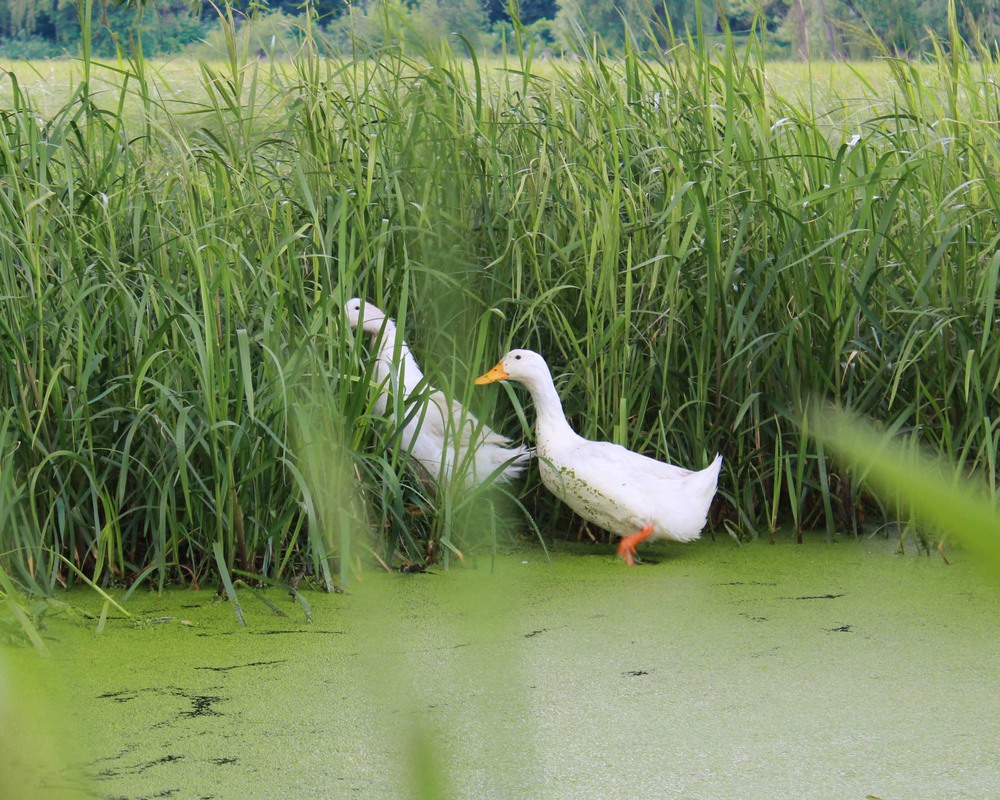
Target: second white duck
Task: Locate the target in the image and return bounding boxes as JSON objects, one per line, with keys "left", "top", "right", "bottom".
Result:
{"left": 345, "top": 299, "right": 530, "bottom": 489}
{"left": 476, "top": 349, "right": 722, "bottom": 564}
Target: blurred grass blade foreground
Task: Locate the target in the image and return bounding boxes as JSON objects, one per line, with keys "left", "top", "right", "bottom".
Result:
{"left": 814, "top": 405, "right": 1000, "bottom": 572}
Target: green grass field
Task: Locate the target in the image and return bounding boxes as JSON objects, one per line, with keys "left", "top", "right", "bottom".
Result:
{"left": 1, "top": 17, "right": 998, "bottom": 610}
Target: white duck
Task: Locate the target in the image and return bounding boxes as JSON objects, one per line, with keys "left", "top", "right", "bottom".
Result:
{"left": 476, "top": 349, "right": 722, "bottom": 564}
{"left": 345, "top": 299, "right": 530, "bottom": 489}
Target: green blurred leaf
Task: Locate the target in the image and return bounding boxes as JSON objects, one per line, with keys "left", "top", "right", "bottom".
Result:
{"left": 813, "top": 404, "right": 1000, "bottom": 572}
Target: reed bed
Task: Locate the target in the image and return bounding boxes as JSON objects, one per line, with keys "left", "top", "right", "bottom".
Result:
{"left": 1, "top": 15, "right": 998, "bottom": 604}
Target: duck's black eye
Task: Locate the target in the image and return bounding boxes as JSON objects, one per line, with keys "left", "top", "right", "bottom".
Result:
{"left": 514, "top": 354, "right": 521, "bottom": 360}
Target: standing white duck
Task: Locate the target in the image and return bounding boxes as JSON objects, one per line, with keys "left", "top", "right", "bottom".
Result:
{"left": 476, "top": 349, "right": 722, "bottom": 564}
{"left": 345, "top": 299, "right": 530, "bottom": 489}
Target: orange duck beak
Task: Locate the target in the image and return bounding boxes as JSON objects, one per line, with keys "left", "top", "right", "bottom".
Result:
{"left": 475, "top": 362, "right": 509, "bottom": 385}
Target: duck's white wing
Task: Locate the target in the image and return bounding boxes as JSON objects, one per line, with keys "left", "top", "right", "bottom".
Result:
{"left": 540, "top": 436, "right": 714, "bottom": 533}
{"left": 554, "top": 437, "right": 693, "bottom": 480}
{"left": 418, "top": 392, "right": 530, "bottom": 485}
{"left": 418, "top": 393, "right": 512, "bottom": 447}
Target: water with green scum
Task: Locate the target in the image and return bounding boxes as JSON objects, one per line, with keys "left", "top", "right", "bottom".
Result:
{"left": 3, "top": 537, "right": 999, "bottom": 799}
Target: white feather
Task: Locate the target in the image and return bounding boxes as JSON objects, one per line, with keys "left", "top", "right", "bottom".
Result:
{"left": 478, "top": 349, "right": 722, "bottom": 553}
{"left": 346, "top": 299, "right": 531, "bottom": 489}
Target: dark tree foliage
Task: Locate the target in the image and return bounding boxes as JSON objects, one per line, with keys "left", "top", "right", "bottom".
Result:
{"left": 205, "top": 0, "right": 347, "bottom": 22}
{"left": 0, "top": 0, "right": 996, "bottom": 57}
{"left": 725, "top": 0, "right": 789, "bottom": 33}
{"left": 482, "top": 0, "right": 558, "bottom": 26}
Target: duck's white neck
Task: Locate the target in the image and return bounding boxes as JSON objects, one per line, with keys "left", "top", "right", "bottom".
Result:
{"left": 521, "top": 367, "right": 575, "bottom": 444}
{"left": 370, "top": 322, "right": 424, "bottom": 390}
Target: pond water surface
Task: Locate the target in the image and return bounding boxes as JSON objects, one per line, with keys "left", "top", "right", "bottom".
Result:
{"left": 3, "top": 536, "right": 999, "bottom": 799}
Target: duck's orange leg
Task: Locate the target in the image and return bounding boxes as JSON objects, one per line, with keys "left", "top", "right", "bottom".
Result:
{"left": 617, "top": 524, "right": 654, "bottom": 566}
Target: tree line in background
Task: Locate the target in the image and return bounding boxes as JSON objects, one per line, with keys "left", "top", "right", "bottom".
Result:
{"left": 1, "top": 0, "right": 998, "bottom": 59}
{"left": 0, "top": 1, "right": 996, "bottom": 59}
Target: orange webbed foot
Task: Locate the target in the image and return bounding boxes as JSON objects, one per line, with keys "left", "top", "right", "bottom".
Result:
{"left": 617, "top": 524, "right": 654, "bottom": 566}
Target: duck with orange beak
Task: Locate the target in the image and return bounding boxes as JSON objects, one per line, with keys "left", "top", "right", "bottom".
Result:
{"left": 476, "top": 349, "right": 722, "bottom": 564}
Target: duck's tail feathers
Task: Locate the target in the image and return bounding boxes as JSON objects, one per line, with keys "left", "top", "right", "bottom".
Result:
{"left": 698, "top": 453, "right": 723, "bottom": 497}
{"left": 668, "top": 454, "right": 723, "bottom": 541}
{"left": 483, "top": 442, "right": 533, "bottom": 484}
{"left": 479, "top": 427, "right": 515, "bottom": 446}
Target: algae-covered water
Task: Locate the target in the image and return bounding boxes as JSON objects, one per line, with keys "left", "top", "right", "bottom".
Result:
{"left": 3, "top": 537, "right": 1000, "bottom": 799}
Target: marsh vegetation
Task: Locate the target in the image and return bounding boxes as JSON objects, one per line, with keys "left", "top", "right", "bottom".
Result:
{"left": 1, "top": 10, "right": 998, "bottom": 622}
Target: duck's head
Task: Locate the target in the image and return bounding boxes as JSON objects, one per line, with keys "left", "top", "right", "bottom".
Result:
{"left": 344, "top": 298, "right": 389, "bottom": 334}
{"left": 475, "top": 349, "right": 549, "bottom": 387}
